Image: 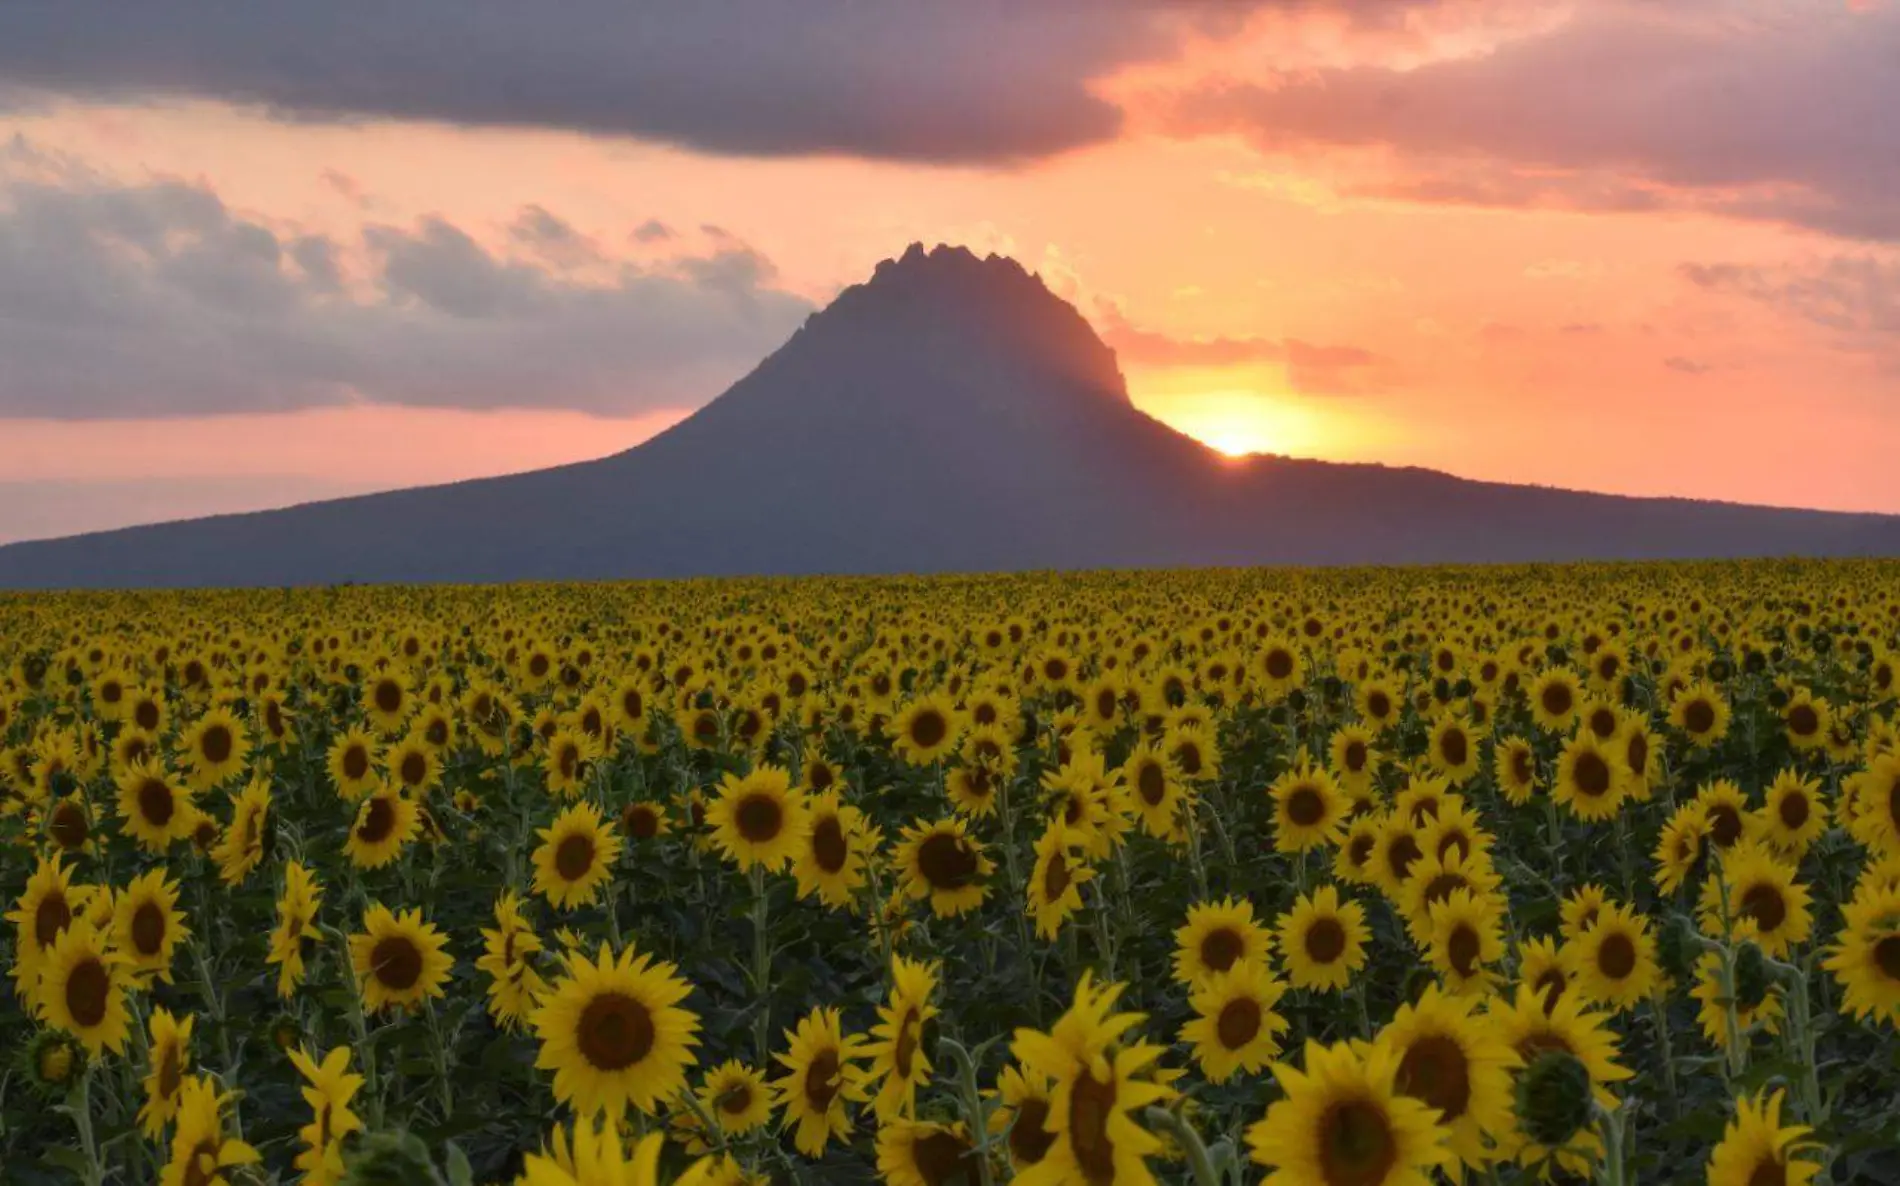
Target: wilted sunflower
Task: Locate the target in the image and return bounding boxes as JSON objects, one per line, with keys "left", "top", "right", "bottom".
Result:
{"left": 895, "top": 816, "right": 993, "bottom": 919}
{"left": 348, "top": 904, "right": 453, "bottom": 1014}
{"left": 37, "top": 919, "right": 131, "bottom": 1055}
{"left": 1246, "top": 1038, "right": 1450, "bottom": 1186}
{"left": 532, "top": 941, "right": 701, "bottom": 1120}
{"left": 707, "top": 765, "right": 810, "bottom": 873}
{"left": 1380, "top": 985, "right": 1520, "bottom": 1176}
{"left": 865, "top": 955, "right": 939, "bottom": 1122}
{"left": 774, "top": 1006, "right": 869, "bottom": 1157}
{"left": 1174, "top": 896, "right": 1272, "bottom": 985}
{"left": 139, "top": 1007, "right": 194, "bottom": 1138}
{"left": 1027, "top": 823, "right": 1094, "bottom": 940}
{"left": 891, "top": 694, "right": 962, "bottom": 766}
{"left": 325, "top": 726, "right": 381, "bottom": 800}
{"left": 113, "top": 868, "right": 190, "bottom": 985}
{"left": 533, "top": 801, "right": 624, "bottom": 911}
{"left": 876, "top": 1119, "right": 977, "bottom": 1186}
{"left": 345, "top": 784, "right": 419, "bottom": 870}
{"left": 1277, "top": 885, "right": 1370, "bottom": 991}
{"left": 1706, "top": 1089, "right": 1821, "bottom": 1186}
{"left": 699, "top": 1059, "right": 774, "bottom": 1135}
{"left": 114, "top": 758, "right": 194, "bottom": 851}
{"left": 1180, "top": 957, "right": 1289, "bottom": 1083}
{"left": 1569, "top": 901, "right": 1659, "bottom": 1011}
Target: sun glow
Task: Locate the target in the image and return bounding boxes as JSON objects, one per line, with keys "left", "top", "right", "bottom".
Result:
{"left": 1132, "top": 385, "right": 1333, "bottom": 459}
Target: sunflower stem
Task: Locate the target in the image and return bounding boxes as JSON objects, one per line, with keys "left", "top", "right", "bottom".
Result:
{"left": 940, "top": 1038, "right": 996, "bottom": 1186}
{"left": 749, "top": 864, "right": 772, "bottom": 1067}
{"left": 1590, "top": 1098, "right": 1629, "bottom": 1186}
{"left": 331, "top": 926, "right": 384, "bottom": 1128}
{"left": 66, "top": 1061, "right": 105, "bottom": 1186}
{"left": 1144, "top": 1106, "right": 1221, "bottom": 1186}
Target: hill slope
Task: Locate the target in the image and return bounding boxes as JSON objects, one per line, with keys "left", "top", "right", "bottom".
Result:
{"left": 2, "top": 243, "right": 1896, "bottom": 588}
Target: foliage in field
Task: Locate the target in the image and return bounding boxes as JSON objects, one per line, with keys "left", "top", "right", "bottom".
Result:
{"left": 3, "top": 560, "right": 1900, "bottom": 1185}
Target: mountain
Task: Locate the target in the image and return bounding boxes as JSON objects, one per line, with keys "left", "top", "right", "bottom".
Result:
{"left": 2, "top": 242, "right": 1897, "bottom": 588}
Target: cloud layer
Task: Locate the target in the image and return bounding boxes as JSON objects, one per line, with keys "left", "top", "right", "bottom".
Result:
{"left": 0, "top": 147, "right": 813, "bottom": 418}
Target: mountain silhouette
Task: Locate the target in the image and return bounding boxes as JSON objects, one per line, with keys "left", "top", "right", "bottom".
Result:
{"left": 2, "top": 242, "right": 1897, "bottom": 588}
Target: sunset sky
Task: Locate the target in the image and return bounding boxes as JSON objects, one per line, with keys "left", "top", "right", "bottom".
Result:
{"left": 2, "top": 1, "right": 1897, "bottom": 544}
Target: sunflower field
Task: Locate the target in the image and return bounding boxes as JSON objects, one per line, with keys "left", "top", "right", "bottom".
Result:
{"left": 4, "top": 561, "right": 1900, "bottom": 1186}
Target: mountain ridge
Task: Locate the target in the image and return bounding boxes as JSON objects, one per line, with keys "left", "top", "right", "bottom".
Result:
{"left": 2, "top": 242, "right": 1896, "bottom": 588}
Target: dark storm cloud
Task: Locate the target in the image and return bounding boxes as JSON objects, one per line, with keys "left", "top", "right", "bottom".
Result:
{"left": 0, "top": 162, "right": 815, "bottom": 419}
{"left": 1162, "top": 1, "right": 1900, "bottom": 241}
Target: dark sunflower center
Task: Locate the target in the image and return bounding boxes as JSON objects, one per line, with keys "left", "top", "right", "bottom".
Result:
{"left": 132, "top": 901, "right": 167, "bottom": 956}
{"left": 1344, "top": 741, "right": 1367, "bottom": 771}
{"left": 136, "top": 701, "right": 161, "bottom": 730}
{"left": 1200, "top": 927, "right": 1244, "bottom": 974}
{"left": 1541, "top": 684, "right": 1573, "bottom": 717}
{"left": 1396, "top": 1034, "right": 1471, "bottom": 1121}
{"left": 1068, "top": 1067, "right": 1118, "bottom": 1183}
{"left": 1778, "top": 793, "right": 1810, "bottom": 831}
{"left": 1596, "top": 933, "right": 1637, "bottom": 980}
{"left": 808, "top": 762, "right": 834, "bottom": 791}
{"left": 370, "top": 937, "right": 423, "bottom": 991}
{"left": 558, "top": 744, "right": 580, "bottom": 778}
{"left": 1740, "top": 884, "right": 1788, "bottom": 933}
{"left": 357, "top": 797, "right": 396, "bottom": 844}
{"left": 912, "top": 1130, "right": 973, "bottom": 1186}
{"left": 342, "top": 746, "right": 370, "bottom": 781}
{"left": 1788, "top": 705, "right": 1819, "bottom": 736}
{"left": 1439, "top": 729, "right": 1469, "bottom": 768}
{"left": 1286, "top": 787, "right": 1326, "bottom": 828}
{"left": 1423, "top": 873, "right": 1467, "bottom": 909}
{"left": 1367, "top": 691, "right": 1392, "bottom": 719}
{"left": 1318, "top": 1099, "right": 1398, "bottom": 1186}
{"left": 158, "top": 1042, "right": 182, "bottom": 1097}
{"left": 1684, "top": 699, "right": 1716, "bottom": 734}
{"left": 1535, "top": 968, "right": 1568, "bottom": 1014}
{"left": 807, "top": 815, "right": 849, "bottom": 874}
{"left": 576, "top": 991, "right": 656, "bottom": 1071}
{"left": 917, "top": 833, "right": 978, "bottom": 890}
{"left": 1009, "top": 1098, "right": 1057, "bottom": 1166}
{"left": 909, "top": 710, "right": 948, "bottom": 749}
{"left": 1511, "top": 748, "right": 1534, "bottom": 784}
{"left": 894, "top": 1009, "right": 920, "bottom": 1080}
{"left": 1448, "top": 925, "right": 1481, "bottom": 978}
{"left": 375, "top": 682, "right": 402, "bottom": 713}
{"left": 1348, "top": 834, "right": 1376, "bottom": 868}
{"left": 735, "top": 793, "right": 784, "bottom": 844}
{"left": 1216, "top": 997, "right": 1262, "bottom": 1050}
{"left": 399, "top": 752, "right": 427, "bottom": 787}
{"left": 1625, "top": 732, "right": 1649, "bottom": 773}
{"left": 65, "top": 957, "right": 110, "bottom": 1028}
{"left": 1709, "top": 804, "right": 1744, "bottom": 847}
{"left": 1387, "top": 834, "right": 1423, "bottom": 882}
{"left": 1873, "top": 935, "right": 1900, "bottom": 982}
{"left": 1137, "top": 763, "right": 1166, "bottom": 807}
{"left": 200, "top": 724, "right": 234, "bottom": 765}
{"left": 1304, "top": 917, "right": 1348, "bottom": 964}
{"left": 1573, "top": 753, "right": 1612, "bottom": 796}
{"left": 50, "top": 802, "right": 89, "bottom": 849}
{"left": 718, "top": 1082, "right": 754, "bottom": 1115}
{"left": 1042, "top": 852, "right": 1071, "bottom": 900}
{"left": 555, "top": 833, "right": 595, "bottom": 881}
{"left": 803, "top": 1048, "right": 842, "bottom": 1110}
{"left": 1266, "top": 650, "right": 1295, "bottom": 680}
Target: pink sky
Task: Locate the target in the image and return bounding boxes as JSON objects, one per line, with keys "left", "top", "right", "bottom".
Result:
{"left": 2, "top": 1, "right": 1896, "bottom": 544}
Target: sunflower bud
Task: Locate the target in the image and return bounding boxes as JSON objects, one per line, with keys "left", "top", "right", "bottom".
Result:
{"left": 1515, "top": 1050, "right": 1594, "bottom": 1148}
{"left": 1731, "top": 942, "right": 1770, "bottom": 1010}
{"left": 22, "top": 1029, "right": 86, "bottom": 1095}
{"left": 1654, "top": 914, "right": 1695, "bottom": 982}
{"left": 340, "top": 1131, "right": 448, "bottom": 1186}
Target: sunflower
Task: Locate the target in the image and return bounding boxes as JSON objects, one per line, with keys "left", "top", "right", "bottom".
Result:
{"left": 1697, "top": 841, "right": 1813, "bottom": 958}
{"left": 8, "top": 852, "right": 81, "bottom": 977}
{"left": 1653, "top": 802, "right": 1713, "bottom": 895}
{"left": 1427, "top": 888, "right": 1505, "bottom": 997}
{"left": 385, "top": 731, "right": 441, "bottom": 797}
{"left": 1529, "top": 669, "right": 1582, "bottom": 731}
{"left": 532, "top": 941, "right": 701, "bottom": 1120}
{"left": 1427, "top": 715, "right": 1482, "bottom": 783}
{"left": 990, "top": 1064, "right": 1058, "bottom": 1173}
{"left": 1552, "top": 731, "right": 1628, "bottom": 821}
{"left": 478, "top": 891, "right": 549, "bottom": 1032}
{"left": 114, "top": 758, "right": 195, "bottom": 851}
{"left": 37, "top": 919, "right": 132, "bottom": 1055}
{"left": 128, "top": 685, "right": 169, "bottom": 736}
{"left": 139, "top": 1007, "right": 194, "bottom": 1139}
{"left": 533, "top": 801, "right": 624, "bottom": 911}
{"left": 288, "top": 1045, "right": 365, "bottom": 1186}
{"left": 774, "top": 1006, "right": 869, "bottom": 1156}
{"left": 876, "top": 1119, "right": 977, "bottom": 1186}
{"left": 1518, "top": 935, "right": 1575, "bottom": 1016}
{"left": 1759, "top": 770, "right": 1829, "bottom": 857}
{"left": 1399, "top": 847, "right": 1503, "bottom": 943}
{"left": 866, "top": 955, "right": 939, "bottom": 1121}
{"left": 1246, "top": 1038, "right": 1449, "bottom": 1186}
{"left": 1329, "top": 723, "right": 1379, "bottom": 794}
{"left": 699, "top": 1060, "right": 774, "bottom": 1135}
{"left": 1496, "top": 982, "right": 1634, "bottom": 1166}
{"left": 1492, "top": 736, "right": 1539, "bottom": 806}
{"left": 160, "top": 1076, "right": 260, "bottom": 1186}
{"left": 1164, "top": 722, "right": 1220, "bottom": 783}
{"left": 363, "top": 672, "right": 411, "bottom": 734}
{"left": 1334, "top": 815, "right": 1384, "bottom": 885}
{"left": 945, "top": 766, "right": 1000, "bottom": 819}
{"left": 1670, "top": 680, "right": 1731, "bottom": 746}
{"left": 1850, "top": 753, "right": 1900, "bottom": 854}
{"left": 1122, "top": 741, "right": 1185, "bottom": 840}
{"left": 1269, "top": 762, "right": 1348, "bottom": 853}
{"left": 1823, "top": 884, "right": 1900, "bottom": 1026}
{"left": 1706, "top": 1089, "right": 1821, "bottom": 1186}
{"left": 114, "top": 868, "right": 190, "bottom": 985}
{"left": 180, "top": 707, "right": 250, "bottom": 790}
{"left": 895, "top": 816, "right": 993, "bottom": 919}
{"left": 345, "top": 784, "right": 419, "bottom": 870}
{"left": 348, "top": 904, "right": 453, "bottom": 1014}
{"left": 1027, "top": 822, "right": 1094, "bottom": 940}
{"left": 1276, "top": 886, "right": 1370, "bottom": 992}
{"left": 791, "top": 791, "right": 869, "bottom": 908}
{"left": 1782, "top": 691, "right": 1831, "bottom": 751}
{"left": 1569, "top": 902, "right": 1658, "bottom": 1012}
{"left": 617, "top": 799, "right": 672, "bottom": 846}
{"left": 1356, "top": 677, "right": 1402, "bottom": 731}
{"left": 1369, "top": 812, "right": 1427, "bottom": 898}
{"left": 1181, "top": 957, "right": 1290, "bottom": 1083}
{"left": 1009, "top": 971, "right": 1174, "bottom": 1186}
{"left": 1380, "top": 985, "right": 1520, "bottom": 1176}
{"left": 543, "top": 727, "right": 602, "bottom": 798}
{"left": 268, "top": 860, "right": 323, "bottom": 999}
{"left": 891, "top": 694, "right": 962, "bottom": 766}
{"left": 1690, "top": 948, "right": 1783, "bottom": 1050}
{"left": 326, "top": 726, "right": 381, "bottom": 800}
{"left": 211, "top": 773, "right": 271, "bottom": 886}
{"left": 45, "top": 793, "right": 94, "bottom": 853}
{"left": 706, "top": 765, "right": 810, "bottom": 873}
{"left": 1174, "top": 897, "right": 1272, "bottom": 985}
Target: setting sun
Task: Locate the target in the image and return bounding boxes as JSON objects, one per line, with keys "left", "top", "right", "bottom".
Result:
{"left": 1129, "top": 382, "right": 1332, "bottom": 460}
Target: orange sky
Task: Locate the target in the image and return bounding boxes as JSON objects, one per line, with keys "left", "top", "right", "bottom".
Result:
{"left": 3, "top": 1, "right": 1896, "bottom": 543}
